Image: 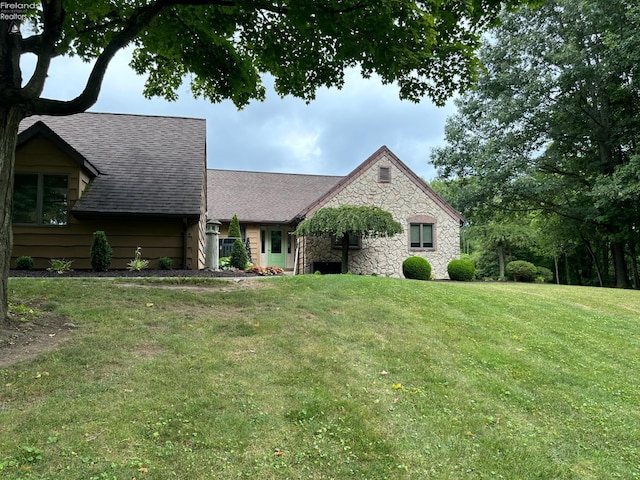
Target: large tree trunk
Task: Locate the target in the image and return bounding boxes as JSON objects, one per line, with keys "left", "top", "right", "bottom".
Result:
{"left": 584, "top": 239, "right": 604, "bottom": 287}
{"left": 341, "top": 234, "right": 349, "bottom": 274}
{"left": 631, "top": 242, "right": 640, "bottom": 290}
{"left": 611, "top": 241, "right": 630, "bottom": 289}
{"left": 0, "top": 106, "right": 23, "bottom": 323}
{"left": 497, "top": 243, "right": 505, "bottom": 278}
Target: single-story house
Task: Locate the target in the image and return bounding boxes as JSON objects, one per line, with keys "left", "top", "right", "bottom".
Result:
{"left": 208, "top": 146, "right": 464, "bottom": 278}
{"left": 12, "top": 112, "right": 207, "bottom": 270}
{"left": 12, "top": 113, "right": 462, "bottom": 277}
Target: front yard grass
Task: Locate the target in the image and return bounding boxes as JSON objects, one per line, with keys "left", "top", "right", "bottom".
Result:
{"left": 1, "top": 275, "right": 639, "bottom": 479}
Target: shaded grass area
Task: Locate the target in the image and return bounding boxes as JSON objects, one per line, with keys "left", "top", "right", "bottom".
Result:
{"left": 1, "top": 276, "right": 639, "bottom": 479}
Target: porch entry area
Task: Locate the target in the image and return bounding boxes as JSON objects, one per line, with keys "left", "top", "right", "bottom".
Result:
{"left": 260, "top": 227, "right": 292, "bottom": 269}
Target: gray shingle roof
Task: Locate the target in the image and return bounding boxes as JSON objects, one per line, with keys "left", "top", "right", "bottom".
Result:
{"left": 207, "top": 170, "right": 342, "bottom": 223}
{"left": 18, "top": 112, "right": 206, "bottom": 218}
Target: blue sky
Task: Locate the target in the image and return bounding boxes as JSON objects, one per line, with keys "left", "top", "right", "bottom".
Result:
{"left": 24, "top": 48, "right": 453, "bottom": 181}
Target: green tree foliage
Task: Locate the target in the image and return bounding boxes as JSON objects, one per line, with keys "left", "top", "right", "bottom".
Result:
{"left": 432, "top": 0, "right": 640, "bottom": 288}
{"left": 295, "top": 205, "right": 402, "bottom": 274}
{"left": 0, "top": 0, "right": 532, "bottom": 320}
{"left": 90, "top": 230, "right": 112, "bottom": 272}
{"left": 228, "top": 214, "right": 241, "bottom": 239}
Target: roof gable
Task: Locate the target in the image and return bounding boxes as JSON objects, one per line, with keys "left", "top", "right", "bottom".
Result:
{"left": 297, "top": 146, "right": 464, "bottom": 223}
{"left": 18, "top": 113, "right": 206, "bottom": 218}
{"left": 17, "top": 121, "right": 100, "bottom": 177}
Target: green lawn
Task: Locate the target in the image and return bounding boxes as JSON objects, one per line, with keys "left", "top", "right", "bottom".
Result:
{"left": 1, "top": 276, "right": 639, "bottom": 479}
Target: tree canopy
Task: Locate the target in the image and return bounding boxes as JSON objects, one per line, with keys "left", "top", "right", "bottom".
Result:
{"left": 2, "top": 0, "right": 526, "bottom": 115}
{"left": 432, "top": 0, "right": 640, "bottom": 288}
{"left": 0, "top": 0, "right": 530, "bottom": 322}
{"left": 295, "top": 205, "right": 403, "bottom": 274}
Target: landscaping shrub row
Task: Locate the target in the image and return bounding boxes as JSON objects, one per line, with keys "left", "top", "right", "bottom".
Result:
{"left": 402, "top": 256, "right": 552, "bottom": 283}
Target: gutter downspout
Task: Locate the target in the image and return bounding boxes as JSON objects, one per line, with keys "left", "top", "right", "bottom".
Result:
{"left": 294, "top": 237, "right": 300, "bottom": 275}
{"left": 183, "top": 217, "right": 189, "bottom": 269}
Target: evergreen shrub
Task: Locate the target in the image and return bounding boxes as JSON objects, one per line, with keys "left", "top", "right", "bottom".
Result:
{"left": 402, "top": 256, "right": 432, "bottom": 280}
{"left": 506, "top": 260, "right": 537, "bottom": 282}
{"left": 90, "top": 230, "right": 112, "bottom": 271}
{"left": 15, "top": 256, "right": 34, "bottom": 270}
{"left": 230, "top": 238, "right": 249, "bottom": 269}
{"left": 228, "top": 214, "right": 242, "bottom": 238}
{"left": 158, "top": 257, "right": 173, "bottom": 270}
{"left": 447, "top": 259, "right": 475, "bottom": 281}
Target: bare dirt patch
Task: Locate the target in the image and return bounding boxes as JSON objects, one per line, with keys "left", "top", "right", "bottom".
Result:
{"left": 0, "top": 300, "right": 76, "bottom": 369}
{"left": 115, "top": 277, "right": 272, "bottom": 293}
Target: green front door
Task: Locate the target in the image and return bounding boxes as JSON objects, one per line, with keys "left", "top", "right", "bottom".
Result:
{"left": 267, "top": 229, "right": 286, "bottom": 268}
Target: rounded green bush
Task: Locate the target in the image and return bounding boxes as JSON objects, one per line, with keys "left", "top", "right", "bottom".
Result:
{"left": 447, "top": 259, "right": 475, "bottom": 281}
{"left": 158, "top": 257, "right": 173, "bottom": 270}
{"left": 402, "top": 256, "right": 432, "bottom": 280}
{"left": 506, "top": 260, "right": 537, "bottom": 282}
{"left": 15, "top": 255, "right": 34, "bottom": 270}
{"left": 536, "top": 266, "right": 554, "bottom": 283}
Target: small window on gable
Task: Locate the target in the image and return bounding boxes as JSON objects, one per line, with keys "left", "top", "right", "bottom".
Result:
{"left": 378, "top": 166, "right": 391, "bottom": 183}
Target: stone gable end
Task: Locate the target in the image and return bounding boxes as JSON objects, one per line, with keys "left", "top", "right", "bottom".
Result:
{"left": 303, "top": 152, "right": 460, "bottom": 278}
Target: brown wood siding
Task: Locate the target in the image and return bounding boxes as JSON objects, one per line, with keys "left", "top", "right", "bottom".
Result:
{"left": 12, "top": 219, "right": 188, "bottom": 270}
{"left": 195, "top": 175, "right": 207, "bottom": 269}
{"left": 15, "top": 136, "right": 83, "bottom": 214}
{"left": 13, "top": 134, "right": 205, "bottom": 271}
{"left": 244, "top": 225, "right": 260, "bottom": 266}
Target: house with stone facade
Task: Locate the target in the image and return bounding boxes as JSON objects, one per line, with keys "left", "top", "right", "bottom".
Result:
{"left": 207, "top": 146, "right": 463, "bottom": 278}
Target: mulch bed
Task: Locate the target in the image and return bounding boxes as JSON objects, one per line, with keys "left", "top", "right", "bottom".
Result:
{"left": 9, "top": 269, "right": 258, "bottom": 278}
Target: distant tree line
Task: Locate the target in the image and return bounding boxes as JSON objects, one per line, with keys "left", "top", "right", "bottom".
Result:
{"left": 432, "top": 0, "right": 640, "bottom": 288}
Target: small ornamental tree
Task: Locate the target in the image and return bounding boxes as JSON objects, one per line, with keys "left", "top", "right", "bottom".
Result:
{"left": 90, "top": 230, "right": 112, "bottom": 272}
{"left": 230, "top": 238, "right": 249, "bottom": 270}
{"left": 228, "top": 214, "right": 248, "bottom": 269}
{"left": 295, "top": 205, "right": 403, "bottom": 274}
{"left": 228, "top": 214, "right": 242, "bottom": 239}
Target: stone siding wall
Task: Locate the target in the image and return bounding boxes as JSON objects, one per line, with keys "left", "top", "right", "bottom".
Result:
{"left": 302, "top": 153, "right": 460, "bottom": 278}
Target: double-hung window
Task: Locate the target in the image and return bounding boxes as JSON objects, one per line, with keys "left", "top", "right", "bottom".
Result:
{"left": 410, "top": 223, "right": 433, "bottom": 249}
{"left": 13, "top": 173, "right": 69, "bottom": 226}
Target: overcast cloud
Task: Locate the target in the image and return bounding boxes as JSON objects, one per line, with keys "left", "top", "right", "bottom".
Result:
{"left": 24, "top": 48, "right": 453, "bottom": 180}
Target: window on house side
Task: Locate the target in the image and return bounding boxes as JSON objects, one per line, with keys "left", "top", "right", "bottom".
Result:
{"left": 378, "top": 166, "right": 391, "bottom": 183}
{"left": 410, "top": 223, "right": 433, "bottom": 248}
{"left": 333, "top": 233, "right": 361, "bottom": 249}
{"left": 13, "top": 173, "right": 68, "bottom": 226}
